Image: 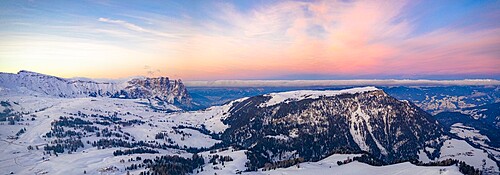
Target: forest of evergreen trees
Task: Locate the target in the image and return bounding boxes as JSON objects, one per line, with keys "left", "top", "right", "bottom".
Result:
{"left": 411, "top": 159, "right": 481, "bottom": 175}
{"left": 113, "top": 148, "right": 159, "bottom": 156}
{"left": 135, "top": 154, "right": 205, "bottom": 175}
{"left": 43, "top": 138, "right": 84, "bottom": 154}
{"left": 261, "top": 157, "right": 305, "bottom": 171}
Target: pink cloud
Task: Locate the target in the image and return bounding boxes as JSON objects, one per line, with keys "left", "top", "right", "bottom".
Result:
{"left": 383, "top": 28, "right": 500, "bottom": 75}
{"left": 163, "top": 0, "right": 499, "bottom": 80}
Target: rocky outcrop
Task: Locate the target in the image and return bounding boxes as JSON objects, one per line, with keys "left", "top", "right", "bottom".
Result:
{"left": 116, "top": 77, "right": 191, "bottom": 106}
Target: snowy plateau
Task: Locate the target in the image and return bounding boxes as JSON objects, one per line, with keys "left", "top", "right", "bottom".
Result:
{"left": 0, "top": 71, "right": 498, "bottom": 175}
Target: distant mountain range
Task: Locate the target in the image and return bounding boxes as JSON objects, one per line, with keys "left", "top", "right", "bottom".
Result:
{"left": 185, "top": 79, "right": 500, "bottom": 87}
{"left": 0, "top": 70, "right": 191, "bottom": 110}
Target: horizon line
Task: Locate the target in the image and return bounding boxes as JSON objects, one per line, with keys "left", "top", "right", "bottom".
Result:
{"left": 2, "top": 70, "right": 500, "bottom": 87}
{"left": 184, "top": 79, "right": 500, "bottom": 87}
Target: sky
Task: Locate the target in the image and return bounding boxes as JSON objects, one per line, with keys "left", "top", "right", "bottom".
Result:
{"left": 0, "top": 0, "right": 499, "bottom": 80}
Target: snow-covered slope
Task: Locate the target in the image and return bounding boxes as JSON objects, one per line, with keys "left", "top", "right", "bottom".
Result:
{"left": 245, "top": 154, "right": 462, "bottom": 175}
{"left": 450, "top": 123, "right": 491, "bottom": 147}
{"left": 165, "top": 97, "right": 248, "bottom": 134}
{"left": 260, "top": 86, "right": 379, "bottom": 107}
{"left": 0, "top": 70, "right": 124, "bottom": 97}
{"left": 0, "top": 94, "right": 214, "bottom": 174}
{"left": 196, "top": 152, "right": 463, "bottom": 175}
{"left": 438, "top": 139, "right": 498, "bottom": 173}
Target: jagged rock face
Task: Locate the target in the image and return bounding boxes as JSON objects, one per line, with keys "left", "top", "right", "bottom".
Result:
{"left": 120, "top": 77, "right": 191, "bottom": 105}
{"left": 221, "top": 89, "right": 444, "bottom": 167}
{"left": 0, "top": 70, "right": 191, "bottom": 106}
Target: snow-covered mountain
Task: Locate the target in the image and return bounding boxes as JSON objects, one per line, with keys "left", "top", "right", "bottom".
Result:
{"left": 0, "top": 70, "right": 191, "bottom": 109}
{"left": 218, "top": 87, "right": 448, "bottom": 169}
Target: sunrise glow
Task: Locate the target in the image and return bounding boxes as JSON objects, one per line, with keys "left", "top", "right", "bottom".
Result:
{"left": 1, "top": 0, "right": 499, "bottom": 80}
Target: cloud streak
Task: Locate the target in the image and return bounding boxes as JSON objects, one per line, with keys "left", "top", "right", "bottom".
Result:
{"left": 98, "top": 17, "right": 177, "bottom": 38}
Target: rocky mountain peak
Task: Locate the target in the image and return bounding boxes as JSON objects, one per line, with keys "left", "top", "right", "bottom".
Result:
{"left": 123, "top": 76, "right": 191, "bottom": 106}
{"left": 18, "top": 70, "right": 41, "bottom": 75}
